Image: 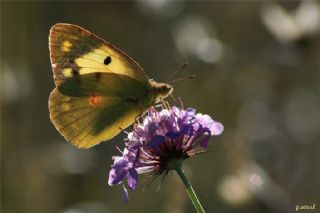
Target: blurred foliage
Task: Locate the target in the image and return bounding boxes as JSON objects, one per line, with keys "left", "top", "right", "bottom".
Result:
{"left": 1, "top": 1, "right": 320, "bottom": 213}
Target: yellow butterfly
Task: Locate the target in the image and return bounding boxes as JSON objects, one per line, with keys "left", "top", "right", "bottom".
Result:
{"left": 48, "top": 23, "right": 173, "bottom": 149}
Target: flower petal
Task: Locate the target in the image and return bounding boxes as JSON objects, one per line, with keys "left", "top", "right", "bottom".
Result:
{"left": 108, "top": 158, "right": 129, "bottom": 186}
{"left": 195, "top": 114, "right": 224, "bottom": 135}
{"left": 122, "top": 184, "right": 129, "bottom": 203}
{"left": 210, "top": 121, "right": 224, "bottom": 135}
{"left": 199, "top": 135, "right": 210, "bottom": 148}
{"left": 182, "top": 123, "right": 194, "bottom": 136}
{"left": 147, "top": 135, "right": 165, "bottom": 148}
{"left": 127, "top": 168, "right": 138, "bottom": 190}
{"left": 166, "top": 131, "right": 181, "bottom": 139}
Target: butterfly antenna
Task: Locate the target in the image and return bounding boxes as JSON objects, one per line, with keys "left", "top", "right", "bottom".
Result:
{"left": 168, "top": 74, "right": 196, "bottom": 84}
{"left": 167, "top": 62, "right": 189, "bottom": 82}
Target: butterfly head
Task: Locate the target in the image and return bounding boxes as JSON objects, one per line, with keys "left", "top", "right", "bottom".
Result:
{"left": 149, "top": 79, "right": 173, "bottom": 103}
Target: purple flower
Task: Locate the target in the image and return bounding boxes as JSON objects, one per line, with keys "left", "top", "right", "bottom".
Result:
{"left": 108, "top": 105, "right": 223, "bottom": 200}
{"left": 108, "top": 148, "right": 138, "bottom": 190}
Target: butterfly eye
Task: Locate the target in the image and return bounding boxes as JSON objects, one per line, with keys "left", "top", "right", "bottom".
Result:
{"left": 104, "top": 56, "right": 112, "bottom": 65}
{"left": 71, "top": 68, "right": 79, "bottom": 76}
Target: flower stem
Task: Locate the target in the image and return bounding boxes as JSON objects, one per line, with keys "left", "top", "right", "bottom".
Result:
{"left": 175, "top": 167, "right": 205, "bottom": 213}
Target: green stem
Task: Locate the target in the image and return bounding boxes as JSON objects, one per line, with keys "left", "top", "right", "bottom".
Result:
{"left": 175, "top": 167, "right": 205, "bottom": 213}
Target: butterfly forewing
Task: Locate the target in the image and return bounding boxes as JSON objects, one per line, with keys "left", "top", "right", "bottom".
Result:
{"left": 49, "top": 23, "right": 149, "bottom": 86}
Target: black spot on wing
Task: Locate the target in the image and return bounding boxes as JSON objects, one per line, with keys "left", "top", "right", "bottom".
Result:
{"left": 72, "top": 68, "right": 79, "bottom": 76}
{"left": 104, "top": 56, "right": 111, "bottom": 65}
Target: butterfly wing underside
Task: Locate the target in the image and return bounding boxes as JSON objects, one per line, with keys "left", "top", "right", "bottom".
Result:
{"left": 48, "top": 23, "right": 152, "bottom": 148}
{"left": 49, "top": 23, "right": 149, "bottom": 86}
{"left": 49, "top": 87, "right": 142, "bottom": 148}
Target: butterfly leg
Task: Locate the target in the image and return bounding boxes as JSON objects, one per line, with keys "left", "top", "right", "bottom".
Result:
{"left": 160, "top": 99, "right": 171, "bottom": 110}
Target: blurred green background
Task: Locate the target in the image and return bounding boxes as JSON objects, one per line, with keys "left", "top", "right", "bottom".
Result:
{"left": 1, "top": 1, "right": 320, "bottom": 213}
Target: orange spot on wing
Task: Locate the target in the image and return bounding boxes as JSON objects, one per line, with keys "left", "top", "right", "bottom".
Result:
{"left": 89, "top": 93, "right": 102, "bottom": 107}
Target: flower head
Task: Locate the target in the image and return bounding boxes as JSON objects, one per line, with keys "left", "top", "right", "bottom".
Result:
{"left": 108, "top": 105, "right": 223, "bottom": 200}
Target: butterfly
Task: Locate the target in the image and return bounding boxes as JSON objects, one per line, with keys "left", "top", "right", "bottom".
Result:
{"left": 49, "top": 23, "right": 173, "bottom": 149}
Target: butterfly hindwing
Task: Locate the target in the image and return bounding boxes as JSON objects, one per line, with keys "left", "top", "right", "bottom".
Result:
{"left": 49, "top": 23, "right": 149, "bottom": 86}
{"left": 49, "top": 71, "right": 152, "bottom": 148}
